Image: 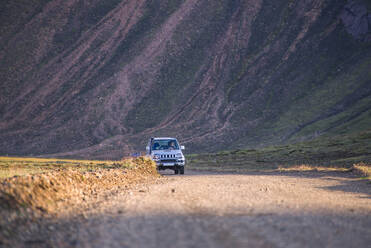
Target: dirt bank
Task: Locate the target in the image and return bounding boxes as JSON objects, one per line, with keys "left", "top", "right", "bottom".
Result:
{"left": 0, "top": 157, "right": 159, "bottom": 246}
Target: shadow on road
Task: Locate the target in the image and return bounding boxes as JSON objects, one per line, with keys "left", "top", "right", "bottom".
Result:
{"left": 16, "top": 208, "right": 371, "bottom": 248}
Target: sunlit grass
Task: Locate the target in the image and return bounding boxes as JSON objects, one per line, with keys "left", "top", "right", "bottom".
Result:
{"left": 0, "top": 156, "right": 139, "bottom": 179}
{"left": 277, "top": 164, "right": 350, "bottom": 172}
{"left": 352, "top": 163, "right": 371, "bottom": 181}
{"left": 0, "top": 166, "right": 51, "bottom": 178}
{"left": 0, "top": 156, "right": 124, "bottom": 164}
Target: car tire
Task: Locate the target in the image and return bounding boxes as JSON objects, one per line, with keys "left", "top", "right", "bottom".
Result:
{"left": 174, "top": 168, "right": 179, "bottom": 174}
{"left": 180, "top": 167, "right": 184, "bottom": 175}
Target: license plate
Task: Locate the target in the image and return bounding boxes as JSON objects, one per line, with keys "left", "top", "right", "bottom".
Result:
{"left": 163, "top": 163, "right": 174, "bottom": 166}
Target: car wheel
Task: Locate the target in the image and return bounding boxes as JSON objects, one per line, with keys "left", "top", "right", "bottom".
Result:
{"left": 174, "top": 168, "right": 179, "bottom": 174}
{"left": 180, "top": 167, "right": 184, "bottom": 175}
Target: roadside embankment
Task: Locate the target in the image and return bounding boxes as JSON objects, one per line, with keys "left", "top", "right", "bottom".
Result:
{"left": 0, "top": 157, "right": 159, "bottom": 245}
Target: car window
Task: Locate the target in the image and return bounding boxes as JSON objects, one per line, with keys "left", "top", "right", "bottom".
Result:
{"left": 152, "top": 139, "right": 179, "bottom": 150}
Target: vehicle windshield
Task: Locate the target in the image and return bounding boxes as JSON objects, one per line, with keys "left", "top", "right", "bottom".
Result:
{"left": 152, "top": 139, "right": 179, "bottom": 150}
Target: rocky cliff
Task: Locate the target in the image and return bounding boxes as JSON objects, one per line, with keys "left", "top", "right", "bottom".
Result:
{"left": 0, "top": 0, "right": 370, "bottom": 159}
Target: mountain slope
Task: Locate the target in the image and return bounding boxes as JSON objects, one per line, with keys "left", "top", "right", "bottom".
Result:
{"left": 0, "top": 0, "right": 370, "bottom": 159}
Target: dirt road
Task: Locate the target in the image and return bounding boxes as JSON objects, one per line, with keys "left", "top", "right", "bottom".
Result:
{"left": 23, "top": 170, "right": 371, "bottom": 247}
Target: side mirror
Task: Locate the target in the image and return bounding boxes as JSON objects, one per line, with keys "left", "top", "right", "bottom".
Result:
{"left": 146, "top": 146, "right": 150, "bottom": 151}
{"left": 180, "top": 145, "right": 185, "bottom": 150}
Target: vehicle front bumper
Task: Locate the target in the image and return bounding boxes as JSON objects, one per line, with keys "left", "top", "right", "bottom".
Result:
{"left": 155, "top": 160, "right": 185, "bottom": 170}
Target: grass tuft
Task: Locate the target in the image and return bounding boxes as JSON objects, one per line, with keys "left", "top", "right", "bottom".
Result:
{"left": 351, "top": 163, "right": 371, "bottom": 181}
{"left": 277, "top": 164, "right": 350, "bottom": 172}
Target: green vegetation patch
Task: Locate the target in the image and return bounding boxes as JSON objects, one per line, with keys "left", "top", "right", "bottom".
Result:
{"left": 186, "top": 130, "right": 371, "bottom": 172}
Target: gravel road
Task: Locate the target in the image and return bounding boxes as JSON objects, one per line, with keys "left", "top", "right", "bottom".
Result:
{"left": 26, "top": 170, "right": 371, "bottom": 247}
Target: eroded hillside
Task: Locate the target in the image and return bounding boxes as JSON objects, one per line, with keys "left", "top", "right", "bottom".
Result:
{"left": 0, "top": 0, "right": 370, "bottom": 158}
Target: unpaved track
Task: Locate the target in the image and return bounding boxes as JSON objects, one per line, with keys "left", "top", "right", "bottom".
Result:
{"left": 30, "top": 170, "right": 371, "bottom": 247}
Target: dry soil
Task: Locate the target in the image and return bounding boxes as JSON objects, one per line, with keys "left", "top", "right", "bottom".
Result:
{"left": 10, "top": 170, "right": 371, "bottom": 248}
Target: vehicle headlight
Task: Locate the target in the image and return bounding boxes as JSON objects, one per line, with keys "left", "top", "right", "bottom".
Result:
{"left": 176, "top": 153, "right": 183, "bottom": 158}
{"left": 153, "top": 154, "right": 160, "bottom": 160}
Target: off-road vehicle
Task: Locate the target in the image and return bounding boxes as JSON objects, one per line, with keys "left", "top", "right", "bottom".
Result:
{"left": 146, "top": 137, "right": 185, "bottom": 174}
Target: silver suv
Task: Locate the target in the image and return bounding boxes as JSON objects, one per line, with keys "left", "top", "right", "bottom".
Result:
{"left": 146, "top": 137, "right": 185, "bottom": 174}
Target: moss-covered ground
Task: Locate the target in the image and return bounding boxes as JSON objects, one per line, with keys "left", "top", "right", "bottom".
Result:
{"left": 187, "top": 130, "right": 371, "bottom": 172}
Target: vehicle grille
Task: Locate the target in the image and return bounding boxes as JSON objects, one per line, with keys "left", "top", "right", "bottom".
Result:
{"left": 160, "top": 154, "right": 176, "bottom": 158}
